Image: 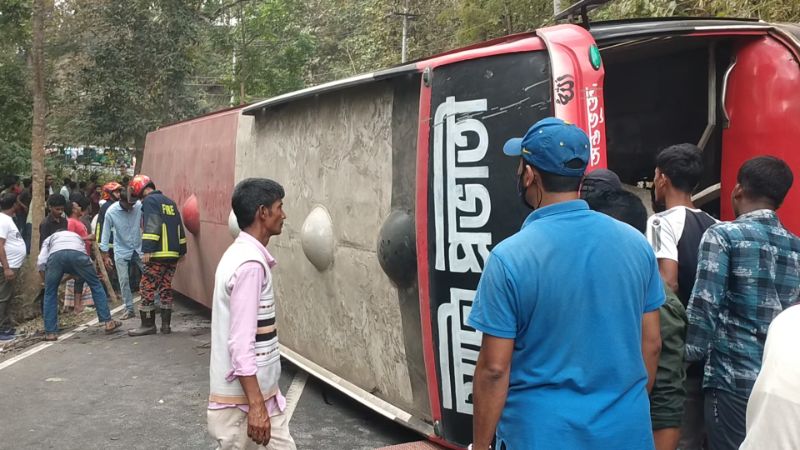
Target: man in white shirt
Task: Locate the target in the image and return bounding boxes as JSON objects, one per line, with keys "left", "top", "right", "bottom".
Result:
{"left": 60, "top": 177, "right": 71, "bottom": 202}
{"left": 740, "top": 305, "right": 800, "bottom": 450}
{"left": 38, "top": 230, "right": 122, "bottom": 340}
{"left": 0, "top": 193, "right": 26, "bottom": 340}
{"left": 646, "top": 143, "right": 717, "bottom": 450}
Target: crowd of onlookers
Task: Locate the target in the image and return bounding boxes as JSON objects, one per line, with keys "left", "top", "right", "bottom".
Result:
{"left": 0, "top": 171, "right": 185, "bottom": 342}
{"left": 469, "top": 118, "right": 799, "bottom": 450}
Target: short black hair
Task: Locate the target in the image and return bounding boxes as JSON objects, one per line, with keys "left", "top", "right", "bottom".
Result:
{"left": 537, "top": 169, "right": 583, "bottom": 193}
{"left": 656, "top": 144, "right": 704, "bottom": 193}
{"left": 585, "top": 189, "right": 648, "bottom": 234}
{"left": 63, "top": 177, "right": 72, "bottom": 185}
{"left": 0, "top": 193, "right": 17, "bottom": 210}
{"left": 232, "top": 178, "right": 285, "bottom": 229}
{"left": 738, "top": 156, "right": 793, "bottom": 208}
{"left": 23, "top": 178, "right": 31, "bottom": 188}
{"left": 47, "top": 193, "right": 67, "bottom": 208}
{"left": 2, "top": 175, "right": 19, "bottom": 190}
{"left": 527, "top": 160, "right": 584, "bottom": 193}
{"left": 69, "top": 193, "right": 90, "bottom": 210}
{"left": 78, "top": 181, "right": 87, "bottom": 190}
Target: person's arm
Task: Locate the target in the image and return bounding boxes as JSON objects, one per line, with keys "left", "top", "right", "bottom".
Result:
{"left": 685, "top": 228, "right": 729, "bottom": 362}
{"left": 466, "top": 253, "right": 519, "bottom": 449}
{"left": 647, "top": 215, "right": 679, "bottom": 292}
{"left": 37, "top": 236, "right": 52, "bottom": 273}
{"left": 472, "top": 334, "right": 514, "bottom": 450}
{"left": 227, "top": 262, "right": 271, "bottom": 446}
{"left": 0, "top": 237, "right": 14, "bottom": 282}
{"left": 177, "top": 210, "right": 187, "bottom": 258}
{"left": 641, "top": 310, "right": 661, "bottom": 392}
{"left": 642, "top": 241, "right": 666, "bottom": 392}
{"left": 657, "top": 259, "right": 679, "bottom": 295}
{"left": 100, "top": 213, "right": 114, "bottom": 268}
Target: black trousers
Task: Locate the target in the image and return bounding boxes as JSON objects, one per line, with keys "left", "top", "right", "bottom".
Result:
{"left": 705, "top": 388, "right": 749, "bottom": 450}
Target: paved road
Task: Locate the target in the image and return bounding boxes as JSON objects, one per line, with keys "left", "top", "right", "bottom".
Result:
{"left": 0, "top": 299, "right": 421, "bottom": 449}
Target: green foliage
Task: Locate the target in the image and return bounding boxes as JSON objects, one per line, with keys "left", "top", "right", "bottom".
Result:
{"left": 0, "top": 0, "right": 31, "bottom": 176}
{"left": 596, "top": 0, "right": 800, "bottom": 21}
{"left": 211, "top": 0, "right": 315, "bottom": 104}
{"left": 48, "top": 0, "right": 205, "bottom": 150}
{"left": 2, "top": 0, "right": 800, "bottom": 171}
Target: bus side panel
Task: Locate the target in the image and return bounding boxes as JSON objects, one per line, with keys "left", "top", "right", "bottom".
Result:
{"left": 234, "top": 82, "right": 427, "bottom": 418}
{"left": 722, "top": 36, "right": 800, "bottom": 233}
{"left": 142, "top": 108, "right": 242, "bottom": 307}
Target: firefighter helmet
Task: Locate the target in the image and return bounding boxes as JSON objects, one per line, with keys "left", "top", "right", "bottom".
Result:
{"left": 101, "top": 181, "right": 123, "bottom": 201}
{"left": 129, "top": 174, "right": 153, "bottom": 198}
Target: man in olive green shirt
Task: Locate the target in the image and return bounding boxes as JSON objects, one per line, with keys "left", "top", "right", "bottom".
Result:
{"left": 583, "top": 182, "right": 687, "bottom": 450}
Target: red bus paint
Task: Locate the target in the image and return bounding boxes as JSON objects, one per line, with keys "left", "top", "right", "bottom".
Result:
{"left": 721, "top": 36, "right": 800, "bottom": 232}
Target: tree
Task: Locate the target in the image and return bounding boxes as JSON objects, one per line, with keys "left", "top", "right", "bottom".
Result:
{"left": 0, "top": 0, "right": 32, "bottom": 177}
{"left": 47, "top": 0, "right": 206, "bottom": 172}
{"left": 25, "top": 0, "right": 47, "bottom": 309}
{"left": 204, "top": 0, "right": 315, "bottom": 104}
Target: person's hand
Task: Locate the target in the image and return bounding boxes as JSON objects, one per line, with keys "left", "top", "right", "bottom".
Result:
{"left": 102, "top": 254, "right": 114, "bottom": 270}
{"left": 142, "top": 253, "right": 151, "bottom": 264}
{"left": 246, "top": 402, "right": 271, "bottom": 446}
{"left": 4, "top": 268, "right": 15, "bottom": 282}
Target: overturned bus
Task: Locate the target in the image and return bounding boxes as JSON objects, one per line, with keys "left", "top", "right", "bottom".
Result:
{"left": 142, "top": 16, "right": 800, "bottom": 449}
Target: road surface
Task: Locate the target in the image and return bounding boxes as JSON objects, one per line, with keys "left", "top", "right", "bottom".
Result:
{"left": 0, "top": 298, "right": 424, "bottom": 449}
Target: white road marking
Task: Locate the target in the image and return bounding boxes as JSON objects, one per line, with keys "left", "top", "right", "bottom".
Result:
{"left": 0, "top": 300, "right": 132, "bottom": 372}
{"left": 283, "top": 371, "right": 308, "bottom": 422}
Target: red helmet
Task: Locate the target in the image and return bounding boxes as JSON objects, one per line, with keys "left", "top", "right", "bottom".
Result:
{"left": 101, "top": 181, "right": 123, "bottom": 200}
{"left": 129, "top": 174, "right": 153, "bottom": 198}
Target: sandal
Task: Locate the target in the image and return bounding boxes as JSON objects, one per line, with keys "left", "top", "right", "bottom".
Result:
{"left": 44, "top": 333, "right": 58, "bottom": 342}
{"left": 105, "top": 320, "right": 123, "bottom": 334}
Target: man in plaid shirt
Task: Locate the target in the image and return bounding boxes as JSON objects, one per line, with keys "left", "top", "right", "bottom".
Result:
{"left": 686, "top": 156, "right": 800, "bottom": 450}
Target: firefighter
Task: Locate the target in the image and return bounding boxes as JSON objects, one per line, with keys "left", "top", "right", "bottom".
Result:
{"left": 127, "top": 174, "right": 187, "bottom": 336}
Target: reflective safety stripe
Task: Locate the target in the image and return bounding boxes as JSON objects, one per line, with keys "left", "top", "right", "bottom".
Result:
{"left": 161, "top": 223, "right": 169, "bottom": 254}
{"left": 179, "top": 238, "right": 187, "bottom": 244}
{"left": 152, "top": 250, "right": 180, "bottom": 258}
{"left": 142, "top": 233, "right": 160, "bottom": 241}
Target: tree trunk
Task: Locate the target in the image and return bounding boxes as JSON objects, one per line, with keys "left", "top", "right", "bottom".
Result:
{"left": 133, "top": 135, "right": 145, "bottom": 174}
{"left": 20, "top": 0, "right": 48, "bottom": 316}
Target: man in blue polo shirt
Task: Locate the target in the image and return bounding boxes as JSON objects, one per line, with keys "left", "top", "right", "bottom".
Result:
{"left": 468, "top": 118, "right": 664, "bottom": 450}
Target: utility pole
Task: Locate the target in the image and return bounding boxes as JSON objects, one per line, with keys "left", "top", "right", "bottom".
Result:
{"left": 553, "top": 0, "right": 561, "bottom": 15}
{"left": 392, "top": 0, "right": 418, "bottom": 64}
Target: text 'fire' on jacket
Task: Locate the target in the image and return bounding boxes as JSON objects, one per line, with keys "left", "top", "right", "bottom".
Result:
{"left": 141, "top": 190, "right": 187, "bottom": 260}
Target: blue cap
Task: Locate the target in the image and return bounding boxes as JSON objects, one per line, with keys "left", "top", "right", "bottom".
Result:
{"left": 503, "top": 117, "right": 590, "bottom": 177}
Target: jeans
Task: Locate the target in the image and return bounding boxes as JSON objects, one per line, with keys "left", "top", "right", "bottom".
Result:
{"left": 115, "top": 253, "right": 145, "bottom": 314}
{"left": 705, "top": 388, "right": 748, "bottom": 450}
{"left": 43, "top": 250, "right": 111, "bottom": 333}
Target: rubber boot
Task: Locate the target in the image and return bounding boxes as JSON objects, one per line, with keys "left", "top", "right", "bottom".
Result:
{"left": 128, "top": 310, "right": 157, "bottom": 336}
{"left": 160, "top": 308, "right": 172, "bottom": 334}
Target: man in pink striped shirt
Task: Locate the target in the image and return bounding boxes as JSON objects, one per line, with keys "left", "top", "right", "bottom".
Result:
{"left": 207, "top": 178, "right": 294, "bottom": 450}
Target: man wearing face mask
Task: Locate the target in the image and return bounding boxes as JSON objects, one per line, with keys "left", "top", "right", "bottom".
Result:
{"left": 468, "top": 118, "right": 664, "bottom": 450}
